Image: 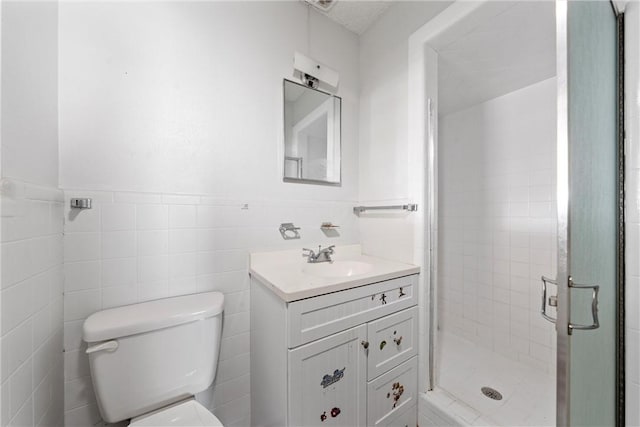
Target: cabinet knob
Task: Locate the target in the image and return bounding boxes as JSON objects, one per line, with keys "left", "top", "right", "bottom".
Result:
{"left": 394, "top": 336, "right": 403, "bottom": 346}
{"left": 361, "top": 340, "right": 369, "bottom": 350}
{"left": 331, "top": 407, "right": 341, "bottom": 418}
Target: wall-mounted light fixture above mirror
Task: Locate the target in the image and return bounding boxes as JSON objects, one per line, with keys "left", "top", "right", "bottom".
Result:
{"left": 283, "top": 79, "right": 341, "bottom": 186}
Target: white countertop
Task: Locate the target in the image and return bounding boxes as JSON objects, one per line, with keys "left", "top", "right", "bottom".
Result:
{"left": 249, "top": 244, "right": 420, "bottom": 302}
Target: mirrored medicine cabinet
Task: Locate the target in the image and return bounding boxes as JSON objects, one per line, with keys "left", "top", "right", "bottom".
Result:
{"left": 282, "top": 79, "right": 341, "bottom": 185}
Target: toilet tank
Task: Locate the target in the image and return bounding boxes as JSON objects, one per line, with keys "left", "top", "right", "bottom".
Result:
{"left": 83, "top": 292, "right": 224, "bottom": 423}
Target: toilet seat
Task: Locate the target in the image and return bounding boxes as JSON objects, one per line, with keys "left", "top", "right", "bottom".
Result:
{"left": 129, "top": 399, "right": 223, "bottom": 426}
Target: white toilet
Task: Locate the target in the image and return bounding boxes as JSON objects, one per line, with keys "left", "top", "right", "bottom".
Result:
{"left": 82, "top": 292, "right": 225, "bottom": 426}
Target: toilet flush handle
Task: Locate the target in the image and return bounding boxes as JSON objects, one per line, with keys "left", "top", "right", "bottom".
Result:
{"left": 86, "top": 340, "right": 119, "bottom": 354}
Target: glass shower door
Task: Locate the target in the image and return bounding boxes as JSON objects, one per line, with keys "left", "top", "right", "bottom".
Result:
{"left": 555, "top": 0, "right": 620, "bottom": 425}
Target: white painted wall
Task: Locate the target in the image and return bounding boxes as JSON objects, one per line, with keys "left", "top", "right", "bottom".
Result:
{"left": 625, "top": 4, "right": 640, "bottom": 426}
{"left": 59, "top": 1, "right": 358, "bottom": 202}
{"left": 438, "top": 78, "right": 557, "bottom": 374}
{"left": 0, "top": 1, "right": 64, "bottom": 426}
{"left": 58, "top": 2, "right": 360, "bottom": 425}
{"left": 357, "top": 1, "right": 451, "bottom": 263}
{"left": 1, "top": 1, "right": 59, "bottom": 187}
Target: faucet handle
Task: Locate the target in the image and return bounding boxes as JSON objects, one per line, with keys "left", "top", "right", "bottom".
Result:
{"left": 326, "top": 245, "right": 335, "bottom": 253}
{"left": 302, "top": 248, "right": 315, "bottom": 257}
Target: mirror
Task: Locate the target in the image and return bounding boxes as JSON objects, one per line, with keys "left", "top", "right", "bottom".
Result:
{"left": 283, "top": 79, "right": 341, "bottom": 185}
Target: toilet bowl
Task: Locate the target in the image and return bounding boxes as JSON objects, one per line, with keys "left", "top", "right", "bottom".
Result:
{"left": 83, "top": 292, "right": 225, "bottom": 426}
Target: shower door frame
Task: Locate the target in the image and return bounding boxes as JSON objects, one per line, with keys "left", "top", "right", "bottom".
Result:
{"left": 555, "top": 1, "right": 626, "bottom": 425}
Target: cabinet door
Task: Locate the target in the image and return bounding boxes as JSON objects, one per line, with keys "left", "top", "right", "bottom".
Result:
{"left": 289, "top": 325, "right": 367, "bottom": 427}
{"left": 367, "top": 357, "right": 418, "bottom": 427}
{"left": 367, "top": 307, "right": 418, "bottom": 380}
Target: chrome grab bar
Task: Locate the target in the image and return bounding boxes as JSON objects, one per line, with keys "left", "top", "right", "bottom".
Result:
{"left": 567, "top": 276, "right": 600, "bottom": 334}
{"left": 540, "top": 276, "right": 558, "bottom": 324}
{"left": 353, "top": 204, "right": 418, "bottom": 215}
{"left": 540, "top": 275, "right": 600, "bottom": 334}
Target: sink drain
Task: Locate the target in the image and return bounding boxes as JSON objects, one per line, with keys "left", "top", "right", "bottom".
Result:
{"left": 481, "top": 386, "right": 503, "bottom": 401}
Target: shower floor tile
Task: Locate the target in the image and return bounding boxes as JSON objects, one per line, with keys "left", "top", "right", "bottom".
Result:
{"left": 434, "top": 332, "right": 555, "bottom": 426}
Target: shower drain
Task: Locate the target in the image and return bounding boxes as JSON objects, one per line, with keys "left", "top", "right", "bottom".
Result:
{"left": 481, "top": 386, "right": 503, "bottom": 401}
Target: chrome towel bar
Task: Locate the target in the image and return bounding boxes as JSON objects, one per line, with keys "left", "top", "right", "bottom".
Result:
{"left": 353, "top": 204, "right": 418, "bottom": 215}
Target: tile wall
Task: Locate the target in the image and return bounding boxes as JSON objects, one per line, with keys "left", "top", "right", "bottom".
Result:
{"left": 61, "top": 189, "right": 358, "bottom": 426}
{"left": 1, "top": 179, "right": 65, "bottom": 426}
{"left": 437, "top": 78, "right": 557, "bottom": 374}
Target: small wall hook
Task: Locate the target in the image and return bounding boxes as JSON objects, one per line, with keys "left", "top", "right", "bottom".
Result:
{"left": 70, "top": 198, "right": 92, "bottom": 209}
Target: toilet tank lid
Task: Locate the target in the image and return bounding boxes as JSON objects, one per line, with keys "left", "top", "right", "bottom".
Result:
{"left": 83, "top": 292, "right": 224, "bottom": 342}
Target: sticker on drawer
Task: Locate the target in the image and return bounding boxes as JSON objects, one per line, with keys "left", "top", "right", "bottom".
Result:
{"left": 367, "top": 357, "right": 418, "bottom": 427}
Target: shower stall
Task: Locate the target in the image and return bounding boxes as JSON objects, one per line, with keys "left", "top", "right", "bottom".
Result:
{"left": 430, "top": 3, "right": 557, "bottom": 425}
{"left": 411, "top": 1, "right": 623, "bottom": 426}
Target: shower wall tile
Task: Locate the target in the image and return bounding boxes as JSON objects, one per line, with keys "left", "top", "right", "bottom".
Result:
{"left": 0, "top": 180, "right": 64, "bottom": 427}
{"left": 437, "top": 78, "right": 557, "bottom": 374}
{"left": 62, "top": 189, "right": 359, "bottom": 426}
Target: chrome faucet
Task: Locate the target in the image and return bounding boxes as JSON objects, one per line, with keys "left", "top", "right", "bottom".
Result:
{"left": 302, "top": 245, "right": 335, "bottom": 263}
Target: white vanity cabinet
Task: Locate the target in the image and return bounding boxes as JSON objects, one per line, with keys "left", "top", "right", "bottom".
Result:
{"left": 250, "top": 273, "right": 420, "bottom": 427}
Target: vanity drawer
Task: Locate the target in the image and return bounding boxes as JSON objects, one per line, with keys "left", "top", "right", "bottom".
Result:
{"left": 288, "top": 274, "right": 418, "bottom": 348}
{"left": 367, "top": 306, "right": 418, "bottom": 380}
{"left": 367, "top": 357, "right": 418, "bottom": 427}
{"left": 378, "top": 401, "right": 417, "bottom": 427}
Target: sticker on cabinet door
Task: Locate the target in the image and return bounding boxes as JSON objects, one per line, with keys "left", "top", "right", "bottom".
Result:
{"left": 320, "top": 367, "right": 346, "bottom": 388}
{"left": 387, "top": 382, "right": 405, "bottom": 409}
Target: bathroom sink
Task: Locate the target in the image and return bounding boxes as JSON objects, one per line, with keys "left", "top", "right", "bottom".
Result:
{"left": 303, "top": 261, "right": 374, "bottom": 278}
{"left": 251, "top": 245, "right": 420, "bottom": 301}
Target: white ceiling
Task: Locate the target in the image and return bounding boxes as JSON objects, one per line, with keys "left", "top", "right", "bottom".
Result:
{"left": 310, "top": 0, "right": 394, "bottom": 35}
{"left": 434, "top": 1, "right": 556, "bottom": 115}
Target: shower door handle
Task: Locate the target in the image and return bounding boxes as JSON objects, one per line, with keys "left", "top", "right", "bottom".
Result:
{"left": 567, "top": 276, "right": 600, "bottom": 335}
{"left": 540, "top": 276, "right": 558, "bottom": 324}
{"left": 540, "top": 276, "right": 600, "bottom": 334}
